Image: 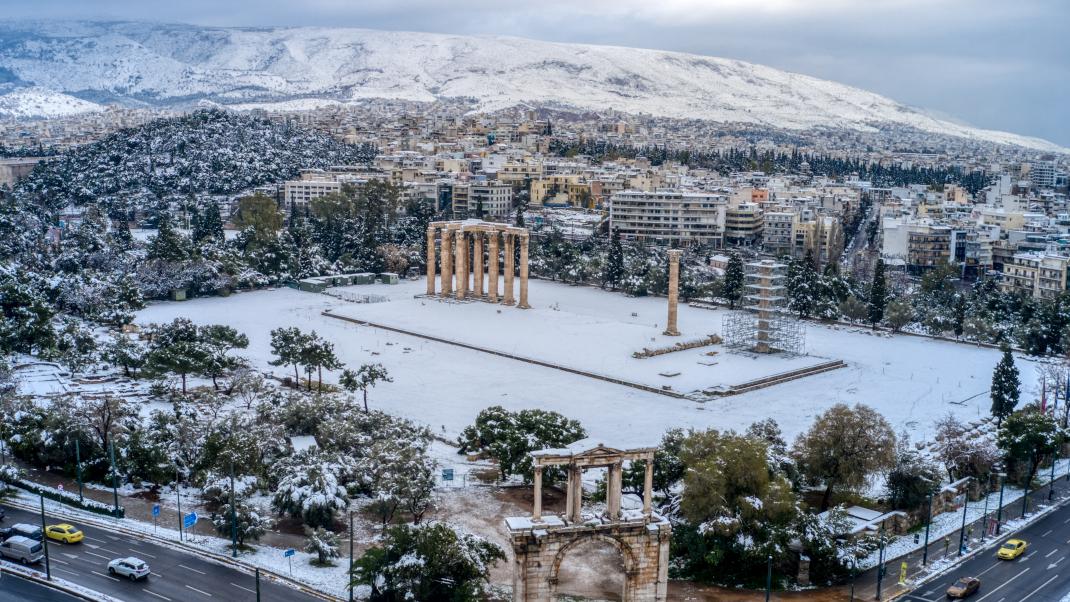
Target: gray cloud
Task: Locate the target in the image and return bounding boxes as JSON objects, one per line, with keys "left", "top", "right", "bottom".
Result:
{"left": 5, "top": 0, "right": 1068, "bottom": 146}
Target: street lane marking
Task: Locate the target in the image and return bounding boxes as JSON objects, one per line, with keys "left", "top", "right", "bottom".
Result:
{"left": 50, "top": 557, "right": 69, "bottom": 565}
{"left": 179, "top": 563, "right": 206, "bottom": 575}
{"left": 1048, "top": 557, "right": 1065, "bottom": 569}
{"left": 54, "top": 567, "right": 79, "bottom": 577}
{"left": 1019, "top": 574, "right": 1060, "bottom": 601}
{"left": 1025, "top": 551, "right": 1038, "bottom": 560}
{"left": 143, "top": 589, "right": 171, "bottom": 601}
{"left": 99, "top": 548, "right": 121, "bottom": 555}
{"left": 84, "top": 536, "right": 105, "bottom": 543}
{"left": 231, "top": 583, "right": 256, "bottom": 594}
{"left": 975, "top": 567, "right": 1030, "bottom": 601}
{"left": 128, "top": 541, "right": 142, "bottom": 547}
{"left": 1045, "top": 549, "right": 1058, "bottom": 558}
{"left": 1041, "top": 529, "right": 1053, "bottom": 537}
{"left": 977, "top": 561, "right": 1003, "bottom": 577}
{"left": 151, "top": 572, "right": 164, "bottom": 578}
{"left": 91, "top": 570, "right": 120, "bottom": 582}
{"left": 84, "top": 550, "right": 110, "bottom": 560}
{"left": 105, "top": 535, "right": 120, "bottom": 541}
{"left": 84, "top": 543, "right": 99, "bottom": 549}
{"left": 185, "top": 584, "right": 213, "bottom": 597}
{"left": 61, "top": 553, "right": 79, "bottom": 559}
{"left": 134, "top": 550, "right": 156, "bottom": 558}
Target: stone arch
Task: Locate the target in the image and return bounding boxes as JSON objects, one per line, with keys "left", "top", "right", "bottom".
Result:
{"left": 549, "top": 533, "right": 638, "bottom": 600}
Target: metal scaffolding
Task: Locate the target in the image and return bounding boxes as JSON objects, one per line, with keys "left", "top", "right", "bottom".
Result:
{"left": 721, "top": 260, "right": 805, "bottom": 355}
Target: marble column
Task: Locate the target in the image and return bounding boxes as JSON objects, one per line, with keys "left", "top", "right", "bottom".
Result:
{"left": 607, "top": 462, "right": 622, "bottom": 521}
{"left": 643, "top": 458, "right": 654, "bottom": 517}
{"left": 454, "top": 229, "right": 466, "bottom": 300}
{"left": 532, "top": 466, "right": 543, "bottom": 521}
{"left": 440, "top": 227, "right": 453, "bottom": 297}
{"left": 518, "top": 231, "right": 531, "bottom": 309}
{"left": 663, "top": 249, "right": 682, "bottom": 336}
{"left": 487, "top": 231, "right": 500, "bottom": 302}
{"left": 473, "top": 229, "right": 485, "bottom": 297}
{"left": 569, "top": 466, "right": 583, "bottom": 521}
{"left": 425, "top": 226, "right": 436, "bottom": 296}
{"left": 503, "top": 233, "right": 516, "bottom": 306}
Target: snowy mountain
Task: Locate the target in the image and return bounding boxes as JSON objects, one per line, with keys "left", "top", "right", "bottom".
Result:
{"left": 0, "top": 20, "right": 1063, "bottom": 152}
{"left": 0, "top": 86, "right": 103, "bottom": 118}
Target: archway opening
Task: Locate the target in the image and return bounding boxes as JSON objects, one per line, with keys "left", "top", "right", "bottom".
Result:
{"left": 554, "top": 538, "right": 626, "bottom": 601}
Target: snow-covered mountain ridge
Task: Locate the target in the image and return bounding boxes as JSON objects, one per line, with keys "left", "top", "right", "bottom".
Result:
{"left": 0, "top": 20, "right": 1063, "bottom": 153}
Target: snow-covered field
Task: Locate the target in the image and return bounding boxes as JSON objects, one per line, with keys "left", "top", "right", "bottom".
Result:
{"left": 135, "top": 278, "right": 1045, "bottom": 449}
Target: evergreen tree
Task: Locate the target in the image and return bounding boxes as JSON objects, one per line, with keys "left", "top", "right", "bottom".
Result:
{"left": 143, "top": 318, "right": 211, "bottom": 394}
{"left": 867, "top": 258, "right": 887, "bottom": 328}
{"left": 787, "top": 253, "right": 819, "bottom": 318}
{"left": 193, "top": 199, "right": 225, "bottom": 244}
{"left": 147, "top": 212, "right": 191, "bottom": 262}
{"left": 602, "top": 231, "right": 625, "bottom": 291}
{"left": 722, "top": 253, "right": 745, "bottom": 309}
{"left": 990, "top": 346, "right": 1020, "bottom": 427}
{"left": 340, "top": 364, "right": 392, "bottom": 412}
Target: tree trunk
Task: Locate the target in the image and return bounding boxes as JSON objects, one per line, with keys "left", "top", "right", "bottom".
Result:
{"left": 293, "top": 364, "right": 299, "bottom": 384}
{"left": 820, "top": 482, "right": 835, "bottom": 512}
{"left": 317, "top": 365, "right": 323, "bottom": 391}
{"left": 181, "top": 373, "right": 187, "bottom": 394}
{"left": 212, "top": 374, "right": 219, "bottom": 390}
{"left": 363, "top": 390, "right": 369, "bottom": 413}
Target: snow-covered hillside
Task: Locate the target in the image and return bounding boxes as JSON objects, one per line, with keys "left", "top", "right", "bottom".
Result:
{"left": 0, "top": 85, "right": 103, "bottom": 118}
{"left": 0, "top": 20, "right": 1063, "bottom": 152}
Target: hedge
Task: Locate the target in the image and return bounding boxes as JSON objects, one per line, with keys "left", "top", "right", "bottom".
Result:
{"left": 12, "top": 478, "right": 125, "bottom": 519}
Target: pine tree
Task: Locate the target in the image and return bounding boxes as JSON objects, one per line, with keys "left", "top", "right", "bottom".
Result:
{"left": 147, "top": 212, "right": 191, "bottom": 262}
{"left": 990, "top": 346, "right": 1020, "bottom": 428}
{"left": 602, "top": 231, "right": 625, "bottom": 291}
{"left": 867, "top": 258, "right": 887, "bottom": 328}
{"left": 193, "top": 199, "right": 225, "bottom": 244}
{"left": 722, "top": 253, "right": 745, "bottom": 309}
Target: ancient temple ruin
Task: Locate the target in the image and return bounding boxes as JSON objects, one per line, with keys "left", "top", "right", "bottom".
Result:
{"left": 722, "top": 259, "right": 805, "bottom": 354}
{"left": 426, "top": 220, "right": 531, "bottom": 308}
{"left": 505, "top": 441, "right": 671, "bottom": 601}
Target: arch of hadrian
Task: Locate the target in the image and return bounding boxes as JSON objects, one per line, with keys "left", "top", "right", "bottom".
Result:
{"left": 505, "top": 443, "right": 670, "bottom": 601}
{"left": 425, "top": 220, "right": 531, "bottom": 308}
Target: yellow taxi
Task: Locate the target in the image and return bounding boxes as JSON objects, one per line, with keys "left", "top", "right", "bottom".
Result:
{"left": 996, "top": 539, "right": 1027, "bottom": 560}
{"left": 45, "top": 523, "right": 84, "bottom": 544}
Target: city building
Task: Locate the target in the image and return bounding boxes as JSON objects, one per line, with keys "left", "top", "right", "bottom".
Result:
{"left": 608, "top": 190, "right": 726, "bottom": 247}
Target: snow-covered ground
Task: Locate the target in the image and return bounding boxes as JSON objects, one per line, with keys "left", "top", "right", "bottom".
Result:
{"left": 135, "top": 278, "right": 1045, "bottom": 447}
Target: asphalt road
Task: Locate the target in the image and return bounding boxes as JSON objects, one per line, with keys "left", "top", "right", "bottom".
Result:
{"left": 901, "top": 504, "right": 1070, "bottom": 602}
{"left": 0, "top": 573, "right": 82, "bottom": 601}
{"left": 1, "top": 503, "right": 326, "bottom": 602}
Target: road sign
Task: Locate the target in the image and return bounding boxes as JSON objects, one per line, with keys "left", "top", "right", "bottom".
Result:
{"left": 284, "top": 548, "right": 296, "bottom": 557}
{"left": 183, "top": 512, "right": 198, "bottom": 529}
{"left": 152, "top": 504, "right": 160, "bottom": 517}
{"left": 442, "top": 468, "right": 454, "bottom": 481}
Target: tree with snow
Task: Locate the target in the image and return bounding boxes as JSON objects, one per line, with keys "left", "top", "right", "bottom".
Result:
{"left": 233, "top": 193, "right": 283, "bottom": 247}
{"left": 269, "top": 326, "right": 309, "bottom": 384}
{"left": 722, "top": 253, "right": 745, "bottom": 309}
{"left": 867, "top": 258, "right": 887, "bottom": 328}
{"left": 304, "top": 526, "right": 342, "bottom": 567}
{"left": 198, "top": 324, "right": 249, "bottom": 390}
{"left": 352, "top": 522, "right": 505, "bottom": 601}
{"left": 103, "top": 332, "right": 146, "bottom": 378}
{"left": 839, "top": 296, "right": 868, "bottom": 323}
{"left": 146, "top": 212, "right": 192, "bottom": 262}
{"left": 211, "top": 499, "right": 272, "bottom": 548}
{"left": 885, "top": 437, "right": 940, "bottom": 511}
{"left": 884, "top": 299, "right": 913, "bottom": 332}
{"left": 997, "top": 407, "right": 1063, "bottom": 489}
{"left": 458, "top": 406, "right": 586, "bottom": 483}
{"left": 793, "top": 403, "right": 897, "bottom": 511}
{"left": 932, "top": 414, "right": 999, "bottom": 482}
{"left": 602, "top": 230, "right": 625, "bottom": 291}
{"left": 271, "top": 449, "right": 350, "bottom": 529}
{"left": 143, "top": 318, "right": 211, "bottom": 394}
{"left": 192, "top": 199, "right": 225, "bottom": 245}
{"left": 622, "top": 428, "right": 686, "bottom": 503}
{"left": 339, "top": 364, "right": 392, "bottom": 412}
{"left": 785, "top": 256, "right": 818, "bottom": 318}
{"left": 990, "top": 346, "right": 1020, "bottom": 428}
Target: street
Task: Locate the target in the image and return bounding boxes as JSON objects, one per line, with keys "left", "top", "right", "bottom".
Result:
{"left": 901, "top": 504, "right": 1070, "bottom": 602}
{"left": 0, "top": 503, "right": 327, "bottom": 602}
{"left": 0, "top": 573, "right": 82, "bottom": 601}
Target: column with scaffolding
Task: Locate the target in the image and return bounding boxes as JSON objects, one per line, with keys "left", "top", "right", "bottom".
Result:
{"left": 722, "top": 260, "right": 805, "bottom": 355}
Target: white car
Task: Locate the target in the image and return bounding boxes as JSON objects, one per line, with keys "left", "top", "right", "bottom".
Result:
{"left": 107, "top": 557, "right": 150, "bottom": 581}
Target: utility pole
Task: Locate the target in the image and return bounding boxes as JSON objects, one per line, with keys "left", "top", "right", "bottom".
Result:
{"left": 1050, "top": 454, "right": 1058, "bottom": 501}
{"left": 765, "top": 554, "right": 773, "bottom": 602}
{"left": 177, "top": 465, "right": 184, "bottom": 542}
{"left": 349, "top": 510, "right": 355, "bottom": 602}
{"left": 39, "top": 495, "right": 51, "bottom": 580}
{"left": 74, "top": 439, "right": 84, "bottom": 503}
{"left": 922, "top": 489, "right": 933, "bottom": 566}
{"left": 108, "top": 441, "right": 120, "bottom": 518}
{"left": 230, "top": 460, "right": 237, "bottom": 558}
{"left": 255, "top": 567, "right": 261, "bottom": 602}
{"left": 958, "top": 492, "right": 969, "bottom": 557}
{"left": 995, "top": 473, "right": 1006, "bottom": 534}
{"left": 875, "top": 527, "right": 886, "bottom": 600}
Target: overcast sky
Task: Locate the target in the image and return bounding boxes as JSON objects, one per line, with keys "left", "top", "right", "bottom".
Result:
{"left": 8, "top": 0, "right": 1070, "bottom": 146}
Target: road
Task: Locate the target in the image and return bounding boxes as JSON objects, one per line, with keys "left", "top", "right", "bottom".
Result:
{"left": 0, "top": 573, "right": 82, "bottom": 601}
{"left": 901, "top": 504, "right": 1070, "bottom": 602}
{"left": 1, "top": 503, "right": 327, "bottom": 602}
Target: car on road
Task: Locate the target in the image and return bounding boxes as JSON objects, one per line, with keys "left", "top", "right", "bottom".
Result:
{"left": 0, "top": 535, "right": 45, "bottom": 564}
{"left": 946, "top": 576, "right": 980, "bottom": 598}
{"left": 108, "top": 557, "right": 150, "bottom": 581}
{"left": 997, "top": 538, "right": 1027, "bottom": 560}
{"left": 0, "top": 522, "right": 43, "bottom": 541}
{"left": 45, "top": 523, "right": 84, "bottom": 544}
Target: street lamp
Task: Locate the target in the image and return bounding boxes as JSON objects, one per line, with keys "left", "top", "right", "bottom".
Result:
{"left": 958, "top": 477, "right": 971, "bottom": 557}
{"left": 995, "top": 472, "right": 1007, "bottom": 535}
{"left": 980, "top": 474, "right": 991, "bottom": 544}
{"left": 920, "top": 477, "right": 934, "bottom": 567}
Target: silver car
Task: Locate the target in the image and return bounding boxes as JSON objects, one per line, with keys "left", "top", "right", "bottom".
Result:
{"left": 0, "top": 535, "right": 45, "bottom": 564}
{"left": 107, "top": 556, "right": 150, "bottom": 581}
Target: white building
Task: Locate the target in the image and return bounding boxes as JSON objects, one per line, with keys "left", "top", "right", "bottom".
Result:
{"left": 608, "top": 190, "right": 726, "bottom": 247}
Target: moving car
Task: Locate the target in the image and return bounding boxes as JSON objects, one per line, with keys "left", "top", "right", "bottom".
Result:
{"left": 997, "top": 539, "right": 1027, "bottom": 560}
{"left": 108, "top": 557, "right": 151, "bottom": 581}
{"left": 0, "top": 522, "right": 43, "bottom": 541}
{"left": 45, "top": 523, "right": 84, "bottom": 544}
{"left": 0, "top": 535, "right": 45, "bottom": 564}
{"left": 946, "top": 576, "right": 981, "bottom": 598}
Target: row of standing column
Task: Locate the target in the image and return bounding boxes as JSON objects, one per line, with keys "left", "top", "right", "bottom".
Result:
{"left": 426, "top": 225, "right": 529, "bottom": 308}
{"left": 531, "top": 459, "right": 655, "bottom": 523}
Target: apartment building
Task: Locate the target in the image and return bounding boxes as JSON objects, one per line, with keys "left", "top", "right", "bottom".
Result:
{"left": 1001, "top": 252, "right": 1070, "bottom": 299}
{"left": 608, "top": 190, "right": 726, "bottom": 247}
{"left": 724, "top": 202, "right": 764, "bottom": 245}
{"left": 468, "top": 183, "right": 513, "bottom": 219}
{"left": 907, "top": 226, "right": 952, "bottom": 271}
{"left": 763, "top": 212, "right": 799, "bottom": 257}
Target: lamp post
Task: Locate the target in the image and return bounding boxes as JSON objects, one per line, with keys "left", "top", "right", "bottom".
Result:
{"left": 1050, "top": 452, "right": 1058, "bottom": 501}
{"left": 349, "top": 510, "right": 355, "bottom": 602}
{"left": 980, "top": 475, "right": 991, "bottom": 544}
{"left": 74, "top": 438, "right": 84, "bottom": 503}
{"left": 229, "top": 460, "right": 237, "bottom": 558}
{"left": 958, "top": 478, "right": 971, "bottom": 557}
{"left": 995, "top": 473, "right": 1007, "bottom": 535}
{"left": 176, "top": 465, "right": 184, "bottom": 542}
{"left": 765, "top": 554, "right": 773, "bottom": 602}
{"left": 39, "top": 495, "right": 51, "bottom": 580}
{"left": 876, "top": 526, "right": 886, "bottom": 600}
{"left": 108, "top": 441, "right": 120, "bottom": 518}
{"left": 922, "top": 488, "right": 934, "bottom": 566}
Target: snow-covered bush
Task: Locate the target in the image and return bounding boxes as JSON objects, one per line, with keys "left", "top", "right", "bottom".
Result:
{"left": 271, "top": 449, "right": 351, "bottom": 529}
{"left": 303, "top": 526, "right": 341, "bottom": 567}
{"left": 210, "top": 500, "right": 272, "bottom": 547}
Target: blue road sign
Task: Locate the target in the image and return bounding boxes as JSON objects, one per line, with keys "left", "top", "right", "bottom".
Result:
{"left": 183, "top": 512, "right": 198, "bottom": 529}
{"left": 284, "top": 548, "right": 296, "bottom": 558}
{"left": 442, "top": 468, "right": 454, "bottom": 481}
{"left": 152, "top": 504, "right": 160, "bottom": 517}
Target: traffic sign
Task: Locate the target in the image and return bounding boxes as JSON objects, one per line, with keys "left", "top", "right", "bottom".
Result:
{"left": 442, "top": 468, "right": 454, "bottom": 481}
{"left": 152, "top": 504, "right": 160, "bottom": 517}
{"left": 183, "top": 512, "right": 198, "bottom": 529}
{"left": 284, "top": 548, "right": 295, "bottom": 558}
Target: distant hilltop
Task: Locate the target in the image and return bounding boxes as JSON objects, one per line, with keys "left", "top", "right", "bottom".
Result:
{"left": 0, "top": 20, "right": 1064, "bottom": 153}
